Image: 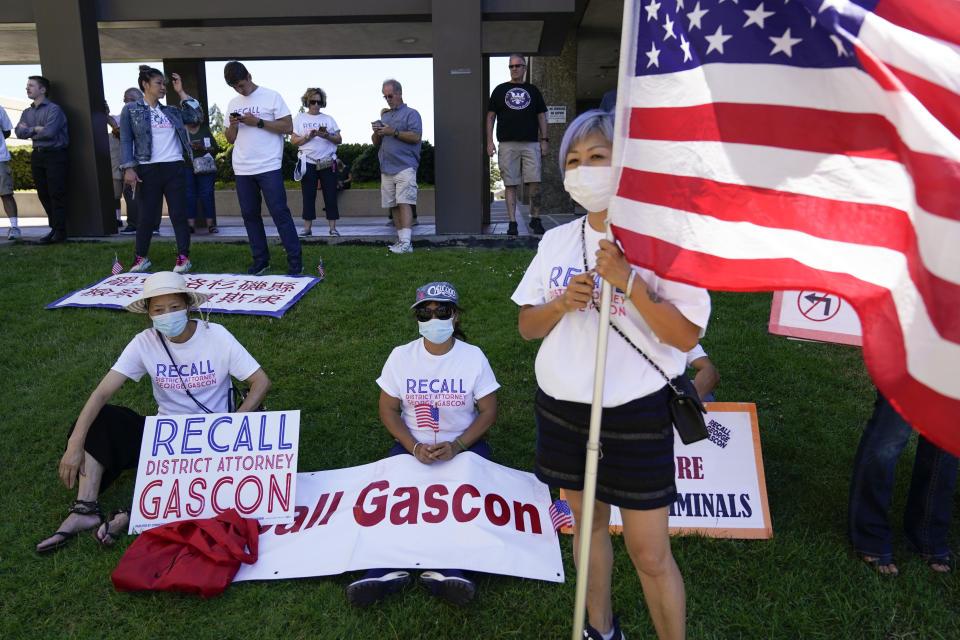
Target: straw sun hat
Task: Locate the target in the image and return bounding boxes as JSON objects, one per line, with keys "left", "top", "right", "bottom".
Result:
{"left": 124, "top": 271, "right": 209, "bottom": 313}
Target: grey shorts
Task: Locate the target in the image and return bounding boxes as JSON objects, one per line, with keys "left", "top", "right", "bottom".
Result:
{"left": 498, "top": 141, "right": 541, "bottom": 186}
{"left": 0, "top": 162, "right": 13, "bottom": 196}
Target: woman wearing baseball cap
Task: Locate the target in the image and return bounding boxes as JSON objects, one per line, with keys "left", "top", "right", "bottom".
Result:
{"left": 36, "top": 271, "right": 271, "bottom": 552}
{"left": 345, "top": 281, "right": 500, "bottom": 607}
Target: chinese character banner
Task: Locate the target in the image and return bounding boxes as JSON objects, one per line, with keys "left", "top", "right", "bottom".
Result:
{"left": 46, "top": 273, "right": 321, "bottom": 318}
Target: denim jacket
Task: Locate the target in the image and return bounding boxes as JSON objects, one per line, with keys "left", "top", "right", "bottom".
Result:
{"left": 119, "top": 98, "right": 202, "bottom": 169}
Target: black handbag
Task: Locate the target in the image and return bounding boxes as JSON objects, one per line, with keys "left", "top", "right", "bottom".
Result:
{"left": 580, "top": 218, "right": 708, "bottom": 445}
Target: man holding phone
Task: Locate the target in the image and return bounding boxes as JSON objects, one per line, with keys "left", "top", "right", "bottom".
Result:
{"left": 224, "top": 60, "right": 302, "bottom": 275}
{"left": 372, "top": 78, "right": 421, "bottom": 254}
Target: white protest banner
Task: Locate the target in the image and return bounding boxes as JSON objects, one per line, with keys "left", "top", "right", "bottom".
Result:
{"left": 129, "top": 410, "right": 300, "bottom": 534}
{"left": 46, "top": 273, "right": 320, "bottom": 318}
{"left": 768, "top": 290, "right": 862, "bottom": 347}
{"left": 233, "top": 453, "right": 564, "bottom": 584}
{"left": 561, "top": 403, "right": 772, "bottom": 539}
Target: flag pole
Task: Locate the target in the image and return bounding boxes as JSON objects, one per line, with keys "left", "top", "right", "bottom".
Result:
{"left": 571, "top": 2, "right": 637, "bottom": 637}
{"left": 571, "top": 242, "right": 615, "bottom": 640}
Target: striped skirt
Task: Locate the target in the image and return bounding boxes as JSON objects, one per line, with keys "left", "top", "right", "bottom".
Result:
{"left": 534, "top": 386, "right": 676, "bottom": 511}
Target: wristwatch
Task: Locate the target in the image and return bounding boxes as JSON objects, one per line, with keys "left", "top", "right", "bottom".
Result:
{"left": 393, "top": 129, "right": 400, "bottom": 139}
{"left": 256, "top": 119, "right": 265, "bottom": 129}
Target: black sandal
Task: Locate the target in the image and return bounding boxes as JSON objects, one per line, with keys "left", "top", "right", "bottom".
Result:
{"left": 37, "top": 499, "right": 103, "bottom": 553}
{"left": 96, "top": 509, "right": 130, "bottom": 548}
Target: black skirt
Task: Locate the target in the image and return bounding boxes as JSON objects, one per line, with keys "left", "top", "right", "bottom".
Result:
{"left": 534, "top": 386, "right": 676, "bottom": 511}
{"left": 66, "top": 404, "right": 146, "bottom": 493}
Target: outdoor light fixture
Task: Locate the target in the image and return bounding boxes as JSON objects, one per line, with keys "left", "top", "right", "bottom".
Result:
{"left": 398, "top": 37, "right": 418, "bottom": 44}
{"left": 184, "top": 42, "right": 205, "bottom": 47}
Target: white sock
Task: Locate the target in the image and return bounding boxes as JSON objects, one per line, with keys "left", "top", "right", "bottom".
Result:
{"left": 115, "top": 208, "right": 122, "bottom": 221}
{"left": 600, "top": 627, "right": 616, "bottom": 640}
{"left": 398, "top": 228, "right": 412, "bottom": 244}
{"left": 9, "top": 216, "right": 18, "bottom": 228}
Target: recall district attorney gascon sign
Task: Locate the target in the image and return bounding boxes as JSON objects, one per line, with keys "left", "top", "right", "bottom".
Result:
{"left": 128, "top": 410, "right": 300, "bottom": 534}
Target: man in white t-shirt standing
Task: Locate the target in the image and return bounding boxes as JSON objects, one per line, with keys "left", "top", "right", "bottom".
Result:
{"left": 0, "top": 105, "right": 19, "bottom": 241}
{"left": 224, "top": 61, "right": 302, "bottom": 275}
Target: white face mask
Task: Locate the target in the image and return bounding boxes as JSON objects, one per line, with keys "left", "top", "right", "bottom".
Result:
{"left": 563, "top": 165, "right": 615, "bottom": 213}
{"left": 419, "top": 318, "right": 455, "bottom": 345}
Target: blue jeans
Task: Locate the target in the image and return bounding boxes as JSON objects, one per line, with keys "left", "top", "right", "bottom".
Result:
{"left": 300, "top": 162, "right": 340, "bottom": 221}
{"left": 135, "top": 161, "right": 190, "bottom": 258}
{"left": 235, "top": 170, "right": 302, "bottom": 270}
{"left": 184, "top": 167, "right": 216, "bottom": 224}
{"left": 848, "top": 392, "right": 958, "bottom": 563}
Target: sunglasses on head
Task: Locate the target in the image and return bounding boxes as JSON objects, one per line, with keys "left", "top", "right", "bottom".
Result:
{"left": 309, "top": 99, "right": 322, "bottom": 105}
{"left": 415, "top": 303, "right": 454, "bottom": 322}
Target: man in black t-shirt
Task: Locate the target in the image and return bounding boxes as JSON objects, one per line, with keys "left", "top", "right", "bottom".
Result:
{"left": 486, "top": 55, "right": 548, "bottom": 236}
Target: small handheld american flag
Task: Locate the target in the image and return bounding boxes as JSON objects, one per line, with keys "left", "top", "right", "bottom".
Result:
{"left": 317, "top": 257, "right": 324, "bottom": 281}
{"left": 414, "top": 403, "right": 440, "bottom": 443}
{"left": 111, "top": 254, "right": 123, "bottom": 275}
{"left": 549, "top": 498, "right": 574, "bottom": 532}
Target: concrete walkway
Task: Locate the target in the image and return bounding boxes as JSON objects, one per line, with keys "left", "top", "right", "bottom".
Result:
{"left": 1, "top": 200, "right": 580, "bottom": 249}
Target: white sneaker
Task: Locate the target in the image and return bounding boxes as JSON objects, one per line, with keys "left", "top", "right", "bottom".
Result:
{"left": 129, "top": 255, "right": 152, "bottom": 273}
{"left": 173, "top": 254, "right": 192, "bottom": 274}
{"left": 7, "top": 227, "right": 21, "bottom": 241}
{"left": 389, "top": 241, "right": 412, "bottom": 254}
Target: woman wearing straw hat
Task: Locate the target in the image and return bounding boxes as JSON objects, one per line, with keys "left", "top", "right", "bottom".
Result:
{"left": 345, "top": 281, "right": 499, "bottom": 607}
{"left": 36, "top": 271, "right": 271, "bottom": 552}
{"left": 512, "top": 110, "right": 710, "bottom": 640}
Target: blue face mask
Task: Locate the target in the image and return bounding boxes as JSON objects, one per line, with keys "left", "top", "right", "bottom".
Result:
{"left": 419, "top": 318, "right": 454, "bottom": 345}
{"left": 152, "top": 309, "right": 189, "bottom": 338}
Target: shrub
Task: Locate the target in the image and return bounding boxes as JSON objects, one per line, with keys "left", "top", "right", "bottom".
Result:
{"left": 336, "top": 143, "right": 365, "bottom": 173}
{"left": 350, "top": 145, "right": 381, "bottom": 182}
{"left": 417, "top": 140, "right": 434, "bottom": 185}
{"left": 8, "top": 146, "right": 33, "bottom": 190}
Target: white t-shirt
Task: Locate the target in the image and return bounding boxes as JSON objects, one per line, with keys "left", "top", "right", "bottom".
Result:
{"left": 686, "top": 344, "right": 707, "bottom": 365}
{"left": 0, "top": 106, "right": 13, "bottom": 162}
{"left": 144, "top": 105, "right": 182, "bottom": 164}
{"left": 293, "top": 112, "right": 339, "bottom": 162}
{"left": 377, "top": 338, "right": 500, "bottom": 445}
{"left": 111, "top": 322, "right": 261, "bottom": 415}
{"left": 511, "top": 218, "right": 711, "bottom": 406}
{"left": 228, "top": 86, "right": 291, "bottom": 175}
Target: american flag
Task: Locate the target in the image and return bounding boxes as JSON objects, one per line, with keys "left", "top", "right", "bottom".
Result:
{"left": 549, "top": 499, "right": 575, "bottom": 531}
{"left": 609, "top": 0, "right": 960, "bottom": 454}
{"left": 414, "top": 403, "right": 440, "bottom": 432}
{"left": 111, "top": 254, "right": 123, "bottom": 275}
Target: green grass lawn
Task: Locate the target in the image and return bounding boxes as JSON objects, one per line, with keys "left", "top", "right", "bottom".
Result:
{"left": 0, "top": 241, "right": 957, "bottom": 639}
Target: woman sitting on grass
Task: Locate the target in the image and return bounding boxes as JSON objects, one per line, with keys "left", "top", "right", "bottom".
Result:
{"left": 345, "top": 281, "right": 499, "bottom": 607}
{"left": 36, "top": 271, "right": 270, "bottom": 552}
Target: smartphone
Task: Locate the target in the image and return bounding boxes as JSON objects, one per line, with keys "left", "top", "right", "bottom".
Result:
{"left": 372, "top": 120, "right": 383, "bottom": 127}
{"left": 317, "top": 126, "right": 327, "bottom": 133}
{"left": 231, "top": 112, "right": 242, "bottom": 119}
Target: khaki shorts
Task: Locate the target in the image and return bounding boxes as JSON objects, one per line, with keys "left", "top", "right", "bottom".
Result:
{"left": 498, "top": 141, "right": 542, "bottom": 186}
{"left": 381, "top": 167, "right": 418, "bottom": 208}
{"left": 0, "top": 162, "right": 13, "bottom": 196}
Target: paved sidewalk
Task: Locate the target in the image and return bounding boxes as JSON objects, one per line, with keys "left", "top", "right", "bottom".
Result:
{"left": 1, "top": 201, "right": 579, "bottom": 248}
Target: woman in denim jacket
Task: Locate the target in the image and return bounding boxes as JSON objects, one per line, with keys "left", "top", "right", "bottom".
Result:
{"left": 119, "top": 65, "right": 202, "bottom": 274}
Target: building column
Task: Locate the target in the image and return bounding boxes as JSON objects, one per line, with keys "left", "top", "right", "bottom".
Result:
{"left": 432, "top": 0, "right": 484, "bottom": 234}
{"left": 530, "top": 28, "right": 578, "bottom": 215}
{"left": 34, "top": 0, "right": 113, "bottom": 235}
{"left": 162, "top": 59, "right": 209, "bottom": 112}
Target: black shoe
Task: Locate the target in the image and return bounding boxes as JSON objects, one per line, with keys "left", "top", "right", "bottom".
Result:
{"left": 248, "top": 262, "right": 270, "bottom": 275}
{"left": 507, "top": 221, "right": 518, "bottom": 236}
{"left": 529, "top": 217, "right": 545, "bottom": 235}
{"left": 120, "top": 225, "right": 137, "bottom": 234}
{"left": 287, "top": 265, "right": 304, "bottom": 276}
{"left": 39, "top": 230, "right": 66, "bottom": 244}
{"left": 346, "top": 571, "right": 411, "bottom": 607}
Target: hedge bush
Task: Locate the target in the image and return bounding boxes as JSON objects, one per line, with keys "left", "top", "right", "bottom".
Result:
{"left": 8, "top": 147, "right": 34, "bottom": 190}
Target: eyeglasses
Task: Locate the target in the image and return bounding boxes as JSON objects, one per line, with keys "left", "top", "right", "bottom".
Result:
{"left": 308, "top": 100, "right": 322, "bottom": 105}
{"left": 508, "top": 64, "right": 526, "bottom": 69}
{"left": 415, "top": 304, "right": 454, "bottom": 322}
